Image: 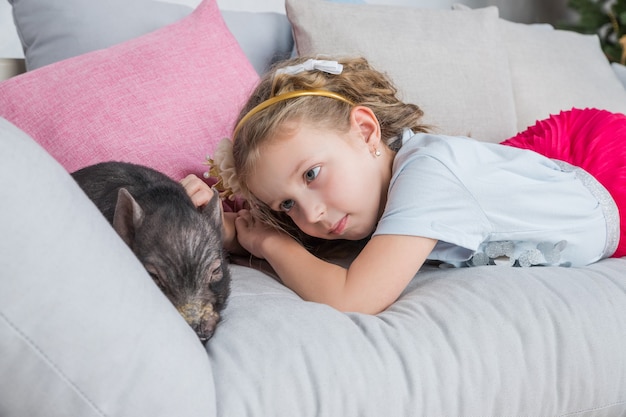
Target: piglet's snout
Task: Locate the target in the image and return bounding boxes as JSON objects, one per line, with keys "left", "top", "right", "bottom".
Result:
{"left": 177, "top": 302, "right": 220, "bottom": 342}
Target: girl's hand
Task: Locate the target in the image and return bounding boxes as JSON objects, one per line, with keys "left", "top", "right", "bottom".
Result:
{"left": 222, "top": 211, "right": 247, "bottom": 255}
{"left": 180, "top": 174, "right": 247, "bottom": 255}
{"left": 180, "top": 174, "right": 214, "bottom": 208}
{"left": 235, "top": 210, "right": 438, "bottom": 315}
{"left": 234, "top": 209, "right": 292, "bottom": 259}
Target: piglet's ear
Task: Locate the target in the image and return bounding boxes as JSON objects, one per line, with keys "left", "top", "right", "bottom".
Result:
{"left": 200, "top": 188, "right": 222, "bottom": 226}
{"left": 112, "top": 188, "right": 144, "bottom": 249}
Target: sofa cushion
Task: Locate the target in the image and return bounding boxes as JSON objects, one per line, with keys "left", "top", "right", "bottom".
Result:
{"left": 501, "top": 19, "right": 626, "bottom": 131}
{"left": 8, "top": 0, "right": 191, "bottom": 71}
{"left": 8, "top": 0, "right": 293, "bottom": 75}
{"left": 221, "top": 10, "right": 293, "bottom": 74}
{"left": 286, "top": 0, "right": 518, "bottom": 143}
{"left": 612, "top": 62, "right": 626, "bottom": 89}
{"left": 0, "top": 116, "right": 216, "bottom": 417}
{"left": 0, "top": 1, "right": 22, "bottom": 58}
{"left": 0, "top": 0, "right": 259, "bottom": 181}
{"left": 207, "top": 259, "right": 626, "bottom": 416}
{"left": 448, "top": 3, "right": 626, "bottom": 132}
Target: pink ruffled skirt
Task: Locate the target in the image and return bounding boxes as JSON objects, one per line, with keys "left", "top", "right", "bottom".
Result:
{"left": 502, "top": 108, "right": 626, "bottom": 258}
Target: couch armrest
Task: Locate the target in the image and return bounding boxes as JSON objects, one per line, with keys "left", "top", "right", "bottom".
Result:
{"left": 0, "top": 58, "right": 25, "bottom": 80}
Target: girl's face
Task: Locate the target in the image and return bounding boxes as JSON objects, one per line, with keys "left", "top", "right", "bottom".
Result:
{"left": 246, "top": 108, "right": 392, "bottom": 240}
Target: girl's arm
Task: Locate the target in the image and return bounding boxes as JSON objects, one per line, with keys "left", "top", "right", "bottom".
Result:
{"left": 235, "top": 210, "right": 437, "bottom": 314}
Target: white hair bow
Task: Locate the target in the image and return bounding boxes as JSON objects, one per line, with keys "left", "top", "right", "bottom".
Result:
{"left": 275, "top": 59, "right": 343, "bottom": 76}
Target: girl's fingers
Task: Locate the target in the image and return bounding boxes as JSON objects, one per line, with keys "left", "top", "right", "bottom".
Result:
{"left": 180, "top": 174, "right": 215, "bottom": 208}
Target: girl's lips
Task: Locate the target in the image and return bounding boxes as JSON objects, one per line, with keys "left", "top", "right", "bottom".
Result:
{"left": 329, "top": 215, "right": 348, "bottom": 235}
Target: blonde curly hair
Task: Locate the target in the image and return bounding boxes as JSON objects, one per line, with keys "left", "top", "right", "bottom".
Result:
{"left": 210, "top": 56, "right": 429, "bottom": 241}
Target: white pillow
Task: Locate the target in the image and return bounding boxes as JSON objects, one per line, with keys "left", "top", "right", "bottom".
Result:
{"left": 612, "top": 62, "right": 626, "bottom": 90}
{"left": 0, "top": 58, "right": 25, "bottom": 80}
{"left": 501, "top": 19, "right": 626, "bottom": 131}
{"left": 0, "top": 1, "right": 24, "bottom": 58}
{"left": 0, "top": 117, "right": 215, "bottom": 417}
{"left": 286, "top": 0, "right": 518, "bottom": 142}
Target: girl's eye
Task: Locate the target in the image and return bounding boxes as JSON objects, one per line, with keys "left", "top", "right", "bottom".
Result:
{"left": 278, "top": 167, "right": 319, "bottom": 212}
{"left": 280, "top": 199, "right": 295, "bottom": 212}
{"left": 305, "top": 166, "right": 320, "bottom": 183}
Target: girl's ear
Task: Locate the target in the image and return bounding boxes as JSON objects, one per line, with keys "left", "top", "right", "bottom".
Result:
{"left": 350, "top": 106, "right": 381, "bottom": 149}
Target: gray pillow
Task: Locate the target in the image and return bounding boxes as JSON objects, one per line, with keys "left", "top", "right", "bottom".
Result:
{"left": 221, "top": 10, "right": 293, "bottom": 74}
{"left": 612, "top": 62, "right": 626, "bottom": 89}
{"left": 208, "top": 261, "right": 626, "bottom": 416}
{"left": 0, "top": 116, "right": 216, "bottom": 417}
{"left": 9, "top": 0, "right": 293, "bottom": 74}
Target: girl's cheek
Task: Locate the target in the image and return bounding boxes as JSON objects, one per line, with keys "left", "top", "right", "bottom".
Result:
{"left": 290, "top": 212, "right": 311, "bottom": 232}
{"left": 289, "top": 211, "right": 303, "bottom": 227}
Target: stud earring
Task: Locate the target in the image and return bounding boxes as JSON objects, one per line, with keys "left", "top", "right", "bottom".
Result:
{"left": 374, "top": 148, "right": 381, "bottom": 157}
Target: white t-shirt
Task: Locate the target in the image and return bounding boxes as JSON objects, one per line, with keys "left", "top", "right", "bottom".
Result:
{"left": 374, "top": 132, "right": 617, "bottom": 267}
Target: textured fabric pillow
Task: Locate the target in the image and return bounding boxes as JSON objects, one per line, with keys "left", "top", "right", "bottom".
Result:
{"left": 612, "top": 63, "right": 626, "bottom": 89}
{"left": 0, "top": 117, "right": 216, "bottom": 417}
{"left": 8, "top": 0, "right": 191, "bottom": 71}
{"left": 0, "top": 0, "right": 259, "bottom": 181}
{"left": 501, "top": 20, "right": 626, "bottom": 131}
{"left": 9, "top": 0, "right": 293, "bottom": 75}
{"left": 286, "top": 0, "right": 517, "bottom": 143}
{"left": 207, "top": 261, "right": 626, "bottom": 416}
{"left": 0, "top": 58, "right": 24, "bottom": 80}
{"left": 221, "top": 10, "right": 293, "bottom": 74}
{"left": 0, "top": 1, "right": 22, "bottom": 59}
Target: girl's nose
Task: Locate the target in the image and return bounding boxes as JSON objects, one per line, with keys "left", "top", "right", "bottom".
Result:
{"left": 300, "top": 197, "right": 325, "bottom": 224}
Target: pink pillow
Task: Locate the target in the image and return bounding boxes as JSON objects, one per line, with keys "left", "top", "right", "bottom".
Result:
{"left": 0, "top": 0, "right": 259, "bottom": 180}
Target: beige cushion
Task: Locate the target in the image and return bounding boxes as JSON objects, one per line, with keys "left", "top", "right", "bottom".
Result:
{"left": 286, "top": 0, "right": 517, "bottom": 143}
{"left": 0, "top": 58, "right": 25, "bottom": 81}
{"left": 500, "top": 20, "right": 626, "bottom": 131}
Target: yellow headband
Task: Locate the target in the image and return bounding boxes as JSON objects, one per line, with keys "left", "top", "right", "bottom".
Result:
{"left": 232, "top": 89, "right": 354, "bottom": 139}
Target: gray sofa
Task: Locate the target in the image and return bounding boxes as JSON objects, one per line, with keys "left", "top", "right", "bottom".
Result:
{"left": 1, "top": 0, "right": 625, "bottom": 416}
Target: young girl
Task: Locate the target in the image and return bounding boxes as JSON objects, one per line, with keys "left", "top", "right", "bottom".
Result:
{"left": 182, "top": 56, "right": 625, "bottom": 315}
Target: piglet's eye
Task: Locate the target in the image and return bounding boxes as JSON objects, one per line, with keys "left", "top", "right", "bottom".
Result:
{"left": 305, "top": 166, "right": 320, "bottom": 183}
{"left": 146, "top": 266, "right": 168, "bottom": 293}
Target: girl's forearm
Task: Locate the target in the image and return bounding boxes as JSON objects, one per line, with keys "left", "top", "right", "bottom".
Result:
{"left": 258, "top": 234, "right": 436, "bottom": 315}
{"left": 259, "top": 235, "right": 351, "bottom": 309}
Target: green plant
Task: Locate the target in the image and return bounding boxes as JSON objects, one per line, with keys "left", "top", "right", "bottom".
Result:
{"left": 559, "top": 0, "right": 626, "bottom": 64}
